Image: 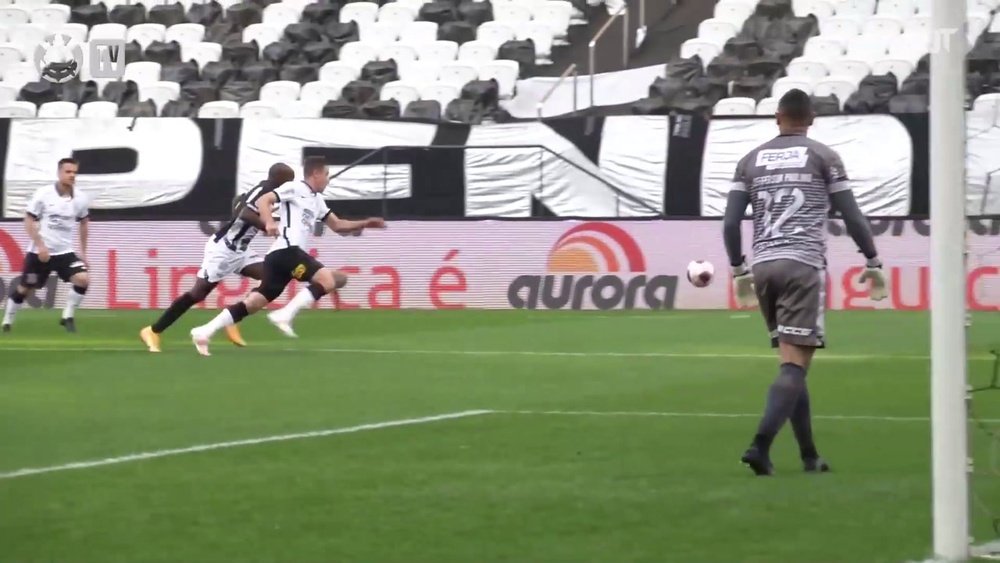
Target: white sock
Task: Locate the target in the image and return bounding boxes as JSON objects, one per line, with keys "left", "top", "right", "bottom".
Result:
{"left": 3, "top": 298, "right": 21, "bottom": 325}
{"left": 278, "top": 287, "right": 318, "bottom": 321}
{"left": 199, "top": 309, "right": 235, "bottom": 337}
{"left": 62, "top": 287, "right": 85, "bottom": 319}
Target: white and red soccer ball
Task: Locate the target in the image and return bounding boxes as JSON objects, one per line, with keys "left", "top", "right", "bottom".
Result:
{"left": 686, "top": 260, "right": 714, "bottom": 288}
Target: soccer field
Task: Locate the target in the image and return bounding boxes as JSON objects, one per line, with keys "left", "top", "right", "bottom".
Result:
{"left": 2, "top": 309, "right": 999, "bottom": 563}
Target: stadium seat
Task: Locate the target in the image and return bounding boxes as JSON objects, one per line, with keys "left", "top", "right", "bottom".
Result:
{"left": 379, "top": 79, "right": 420, "bottom": 107}
{"left": 419, "top": 81, "right": 458, "bottom": 107}
{"left": 0, "top": 81, "right": 16, "bottom": 102}
{"left": 398, "top": 20, "right": 438, "bottom": 46}
{"left": 0, "top": 100, "right": 35, "bottom": 116}
{"left": 379, "top": 2, "right": 416, "bottom": 25}
{"left": 318, "top": 60, "right": 360, "bottom": 84}
{"left": 847, "top": 35, "right": 890, "bottom": 64}
{"left": 793, "top": 0, "right": 834, "bottom": 18}
{"left": 242, "top": 23, "right": 280, "bottom": 53}
{"left": 877, "top": 0, "right": 916, "bottom": 17}
{"left": 7, "top": 27, "right": 42, "bottom": 55}
{"left": 338, "top": 41, "right": 378, "bottom": 71}
{"left": 516, "top": 22, "right": 553, "bottom": 64}
{"left": 340, "top": 1, "right": 378, "bottom": 26}
{"left": 198, "top": 99, "right": 239, "bottom": 117}
{"left": 814, "top": 76, "right": 858, "bottom": 108}
{"left": 182, "top": 41, "right": 222, "bottom": 68}
{"left": 697, "top": 18, "right": 738, "bottom": 48}
{"left": 259, "top": 79, "right": 300, "bottom": 102}
{"left": 888, "top": 32, "right": 930, "bottom": 63}
{"left": 713, "top": 96, "right": 755, "bottom": 115}
{"left": 478, "top": 59, "right": 518, "bottom": 98}
{"left": 57, "top": 22, "right": 87, "bottom": 43}
{"left": 828, "top": 59, "right": 871, "bottom": 84}
{"left": 30, "top": 4, "right": 69, "bottom": 30}
{"left": 973, "top": 93, "right": 1000, "bottom": 113}
{"left": 0, "top": 42, "right": 21, "bottom": 73}
{"left": 417, "top": 40, "right": 458, "bottom": 62}
{"left": 820, "top": 16, "right": 863, "bottom": 40}
{"left": 714, "top": 0, "right": 754, "bottom": 27}
{"left": 531, "top": 1, "right": 571, "bottom": 45}
{"left": 89, "top": 22, "right": 126, "bottom": 41}
{"left": 397, "top": 58, "right": 441, "bottom": 86}
{"left": 871, "top": 58, "right": 914, "bottom": 83}
{"left": 680, "top": 39, "right": 720, "bottom": 68}
{"left": 904, "top": 15, "right": 931, "bottom": 34}
{"left": 804, "top": 36, "right": 845, "bottom": 62}
{"left": 378, "top": 43, "right": 418, "bottom": 63}
{"left": 756, "top": 96, "right": 778, "bottom": 115}
{"left": 123, "top": 61, "right": 161, "bottom": 84}
{"left": 437, "top": 61, "right": 478, "bottom": 88}
{"left": 493, "top": 2, "right": 531, "bottom": 26}
{"left": 17, "top": 0, "right": 52, "bottom": 8}
{"left": 476, "top": 21, "right": 515, "bottom": 50}
{"left": 3, "top": 62, "right": 38, "bottom": 89}
{"left": 362, "top": 21, "right": 402, "bottom": 47}
{"left": 458, "top": 40, "right": 496, "bottom": 64}
{"left": 76, "top": 100, "right": 117, "bottom": 117}
{"left": 277, "top": 99, "right": 321, "bottom": 117}
{"left": 863, "top": 15, "right": 904, "bottom": 37}
{"left": 126, "top": 23, "right": 166, "bottom": 49}
{"left": 37, "top": 100, "right": 77, "bottom": 117}
{"left": 0, "top": 7, "right": 30, "bottom": 26}
{"left": 240, "top": 99, "right": 280, "bottom": 117}
{"left": 300, "top": 79, "right": 343, "bottom": 104}
{"left": 786, "top": 57, "right": 829, "bottom": 84}
{"left": 139, "top": 79, "right": 180, "bottom": 111}
{"left": 772, "top": 76, "right": 814, "bottom": 98}
{"left": 165, "top": 22, "right": 204, "bottom": 45}
{"left": 262, "top": 3, "right": 297, "bottom": 28}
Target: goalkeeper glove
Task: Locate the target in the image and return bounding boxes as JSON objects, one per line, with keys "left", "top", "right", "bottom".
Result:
{"left": 858, "top": 257, "right": 888, "bottom": 301}
{"left": 731, "top": 260, "right": 758, "bottom": 308}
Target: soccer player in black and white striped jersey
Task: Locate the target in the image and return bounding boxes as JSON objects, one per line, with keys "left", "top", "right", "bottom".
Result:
{"left": 139, "top": 162, "right": 295, "bottom": 352}
{"left": 722, "top": 89, "right": 889, "bottom": 476}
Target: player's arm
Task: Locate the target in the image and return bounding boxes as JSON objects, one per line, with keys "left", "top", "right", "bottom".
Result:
{"left": 24, "top": 192, "right": 48, "bottom": 261}
{"left": 238, "top": 205, "right": 267, "bottom": 230}
{"left": 76, "top": 200, "right": 89, "bottom": 264}
{"left": 722, "top": 156, "right": 757, "bottom": 307}
{"left": 824, "top": 149, "right": 887, "bottom": 300}
{"left": 322, "top": 210, "right": 385, "bottom": 234}
{"left": 256, "top": 192, "right": 280, "bottom": 236}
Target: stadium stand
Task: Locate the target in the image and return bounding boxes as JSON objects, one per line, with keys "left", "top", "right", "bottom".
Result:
{"left": 0, "top": 0, "right": 599, "bottom": 119}
{"left": 632, "top": 0, "right": 1000, "bottom": 117}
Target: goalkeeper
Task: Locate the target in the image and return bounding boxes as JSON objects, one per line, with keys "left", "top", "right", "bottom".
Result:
{"left": 721, "top": 89, "right": 887, "bottom": 477}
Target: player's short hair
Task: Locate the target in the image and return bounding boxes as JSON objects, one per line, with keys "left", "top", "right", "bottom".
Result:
{"left": 58, "top": 157, "right": 79, "bottom": 170}
{"left": 267, "top": 162, "right": 294, "bottom": 185}
{"left": 777, "top": 89, "right": 813, "bottom": 122}
{"left": 303, "top": 156, "right": 328, "bottom": 177}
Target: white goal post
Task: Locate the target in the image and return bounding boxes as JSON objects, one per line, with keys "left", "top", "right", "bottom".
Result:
{"left": 930, "top": 0, "right": 970, "bottom": 559}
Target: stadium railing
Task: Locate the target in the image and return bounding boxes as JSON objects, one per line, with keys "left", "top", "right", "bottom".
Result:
{"left": 536, "top": 63, "right": 580, "bottom": 118}
{"left": 327, "top": 144, "right": 663, "bottom": 218}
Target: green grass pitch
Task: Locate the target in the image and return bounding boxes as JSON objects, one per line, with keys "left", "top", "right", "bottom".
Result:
{"left": 2, "top": 308, "right": 999, "bottom": 563}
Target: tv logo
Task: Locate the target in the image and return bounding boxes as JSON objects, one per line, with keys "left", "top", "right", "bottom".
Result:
{"left": 34, "top": 35, "right": 125, "bottom": 83}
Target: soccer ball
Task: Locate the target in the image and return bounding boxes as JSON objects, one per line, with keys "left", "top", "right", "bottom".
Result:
{"left": 686, "top": 260, "right": 714, "bottom": 288}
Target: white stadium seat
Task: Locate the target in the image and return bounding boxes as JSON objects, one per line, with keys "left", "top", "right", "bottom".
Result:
{"left": 278, "top": 100, "right": 322, "bottom": 117}
{"left": 871, "top": 58, "right": 914, "bottom": 83}
{"left": 198, "top": 100, "right": 240, "bottom": 118}
{"left": 828, "top": 59, "right": 872, "bottom": 83}
{"left": 126, "top": 23, "right": 166, "bottom": 49}
{"left": 803, "top": 36, "right": 845, "bottom": 62}
{"left": 379, "top": 43, "right": 418, "bottom": 63}
{"left": 531, "top": 0, "right": 572, "bottom": 44}
{"left": 361, "top": 21, "right": 401, "bottom": 46}
{"left": 888, "top": 32, "right": 930, "bottom": 63}
{"left": 786, "top": 57, "right": 830, "bottom": 84}
{"left": 88, "top": 22, "right": 126, "bottom": 41}
{"left": 0, "top": 81, "right": 17, "bottom": 102}
{"left": 756, "top": 97, "right": 779, "bottom": 115}
{"left": 814, "top": 76, "right": 858, "bottom": 108}
{"left": 771, "top": 76, "right": 814, "bottom": 99}
{"left": 165, "top": 23, "right": 205, "bottom": 45}
{"left": 679, "top": 39, "right": 720, "bottom": 67}
{"left": 139, "top": 80, "right": 180, "bottom": 113}
{"left": 417, "top": 40, "right": 459, "bottom": 62}
{"left": 698, "top": 18, "right": 738, "bottom": 48}
{"left": 437, "top": 61, "right": 479, "bottom": 88}
{"left": 0, "top": 7, "right": 31, "bottom": 26}
{"left": 340, "top": 1, "right": 378, "bottom": 25}
{"left": 183, "top": 41, "right": 222, "bottom": 68}
{"left": 123, "top": 60, "right": 161, "bottom": 84}
{"left": 846, "top": 35, "right": 890, "bottom": 64}
{"left": 820, "top": 16, "right": 862, "bottom": 39}
{"left": 516, "top": 22, "right": 554, "bottom": 64}
{"left": 8, "top": 24, "right": 44, "bottom": 53}
{"left": 713, "top": 0, "right": 754, "bottom": 27}
{"left": 476, "top": 21, "right": 516, "bottom": 50}
{"left": 792, "top": 0, "right": 834, "bottom": 18}
{"left": 904, "top": 14, "right": 931, "bottom": 34}
{"left": 396, "top": 0, "right": 429, "bottom": 12}
{"left": 862, "top": 15, "right": 904, "bottom": 37}
{"left": 338, "top": 41, "right": 378, "bottom": 71}
{"left": 419, "top": 82, "right": 459, "bottom": 108}
{"left": 973, "top": 93, "right": 1000, "bottom": 114}
{"left": 240, "top": 100, "right": 280, "bottom": 118}
{"left": 398, "top": 20, "right": 438, "bottom": 47}
{"left": 29, "top": 4, "right": 68, "bottom": 30}
{"left": 262, "top": 3, "right": 298, "bottom": 28}
{"left": 836, "top": 0, "right": 877, "bottom": 16}
{"left": 3, "top": 61, "right": 38, "bottom": 89}
{"left": 37, "top": 100, "right": 77, "bottom": 117}
{"left": 713, "top": 97, "right": 756, "bottom": 115}
{"left": 378, "top": 2, "right": 416, "bottom": 24}
{"left": 969, "top": 8, "right": 991, "bottom": 40}
{"left": 458, "top": 40, "right": 496, "bottom": 64}
{"left": 493, "top": 2, "right": 532, "bottom": 25}
{"left": 77, "top": 100, "right": 118, "bottom": 118}
{"left": 397, "top": 59, "right": 441, "bottom": 86}
{"left": 259, "top": 79, "right": 301, "bottom": 103}
{"left": 17, "top": 0, "right": 52, "bottom": 8}
{"left": 876, "top": 0, "right": 916, "bottom": 17}
{"left": 56, "top": 23, "right": 87, "bottom": 44}
{"left": 318, "top": 60, "right": 360, "bottom": 84}
{"left": 0, "top": 100, "right": 35, "bottom": 116}
{"left": 380, "top": 80, "right": 420, "bottom": 107}
{"left": 242, "top": 23, "right": 281, "bottom": 53}
{"left": 478, "top": 59, "right": 519, "bottom": 98}
{"left": 300, "top": 80, "right": 344, "bottom": 104}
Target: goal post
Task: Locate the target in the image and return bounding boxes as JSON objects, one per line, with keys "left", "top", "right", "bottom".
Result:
{"left": 930, "top": 0, "right": 970, "bottom": 559}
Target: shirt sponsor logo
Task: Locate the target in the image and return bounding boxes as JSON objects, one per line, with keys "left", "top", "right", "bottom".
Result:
{"left": 756, "top": 147, "right": 810, "bottom": 170}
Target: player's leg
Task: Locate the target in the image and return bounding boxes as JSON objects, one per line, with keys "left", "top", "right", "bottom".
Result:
{"left": 3, "top": 253, "right": 49, "bottom": 332}
{"left": 216, "top": 256, "right": 267, "bottom": 348}
{"left": 267, "top": 260, "right": 347, "bottom": 338}
{"left": 58, "top": 254, "right": 89, "bottom": 333}
{"left": 140, "top": 277, "right": 219, "bottom": 352}
{"left": 189, "top": 253, "right": 289, "bottom": 356}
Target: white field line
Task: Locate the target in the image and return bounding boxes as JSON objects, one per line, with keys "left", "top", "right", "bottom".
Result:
{"left": 0, "top": 345, "right": 985, "bottom": 361}
{"left": 0, "top": 410, "right": 492, "bottom": 481}
{"left": 5, "top": 409, "right": 1000, "bottom": 481}
{"left": 498, "top": 410, "right": 1000, "bottom": 424}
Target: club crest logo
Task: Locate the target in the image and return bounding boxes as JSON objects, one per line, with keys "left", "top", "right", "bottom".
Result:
{"left": 34, "top": 34, "right": 84, "bottom": 83}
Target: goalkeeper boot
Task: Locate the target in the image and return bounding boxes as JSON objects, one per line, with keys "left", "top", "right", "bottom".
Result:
{"left": 741, "top": 445, "right": 774, "bottom": 477}
{"left": 803, "top": 457, "right": 830, "bottom": 473}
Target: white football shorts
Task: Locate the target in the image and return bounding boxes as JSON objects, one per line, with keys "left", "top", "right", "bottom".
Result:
{"left": 197, "top": 238, "right": 261, "bottom": 284}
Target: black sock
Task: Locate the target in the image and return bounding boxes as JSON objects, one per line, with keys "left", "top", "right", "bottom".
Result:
{"left": 151, "top": 293, "right": 198, "bottom": 334}
{"left": 228, "top": 302, "right": 250, "bottom": 324}
{"left": 307, "top": 282, "right": 326, "bottom": 300}
{"left": 791, "top": 386, "right": 818, "bottom": 460}
{"left": 753, "top": 363, "right": 807, "bottom": 454}
{"left": 72, "top": 285, "right": 87, "bottom": 296}
{"left": 9, "top": 290, "right": 25, "bottom": 304}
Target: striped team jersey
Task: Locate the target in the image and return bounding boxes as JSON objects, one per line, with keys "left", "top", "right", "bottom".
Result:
{"left": 730, "top": 134, "right": 850, "bottom": 269}
{"left": 212, "top": 181, "right": 274, "bottom": 252}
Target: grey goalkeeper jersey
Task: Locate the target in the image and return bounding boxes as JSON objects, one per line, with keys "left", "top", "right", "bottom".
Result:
{"left": 731, "top": 133, "right": 850, "bottom": 269}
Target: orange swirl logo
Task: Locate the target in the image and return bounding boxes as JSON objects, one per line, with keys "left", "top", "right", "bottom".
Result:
{"left": 508, "top": 222, "right": 676, "bottom": 310}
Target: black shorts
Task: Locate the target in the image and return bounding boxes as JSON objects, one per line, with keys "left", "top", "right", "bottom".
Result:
{"left": 255, "top": 247, "right": 323, "bottom": 301}
{"left": 752, "top": 259, "right": 826, "bottom": 349}
{"left": 21, "top": 252, "right": 87, "bottom": 288}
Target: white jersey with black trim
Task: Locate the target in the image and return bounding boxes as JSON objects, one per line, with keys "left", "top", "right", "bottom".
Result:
{"left": 267, "top": 181, "right": 331, "bottom": 255}
{"left": 25, "top": 184, "right": 89, "bottom": 256}
{"left": 212, "top": 181, "right": 275, "bottom": 253}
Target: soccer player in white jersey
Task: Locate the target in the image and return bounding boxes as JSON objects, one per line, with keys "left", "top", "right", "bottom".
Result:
{"left": 3, "top": 158, "right": 90, "bottom": 333}
{"left": 188, "top": 156, "right": 385, "bottom": 356}
{"left": 139, "top": 163, "right": 295, "bottom": 352}
{"left": 722, "top": 90, "right": 889, "bottom": 476}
